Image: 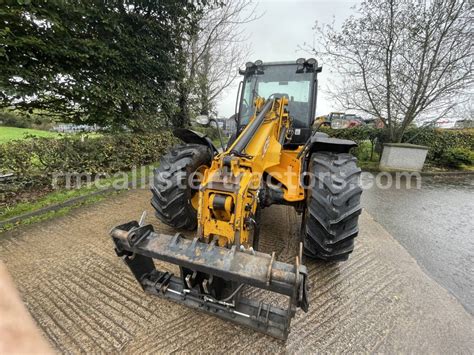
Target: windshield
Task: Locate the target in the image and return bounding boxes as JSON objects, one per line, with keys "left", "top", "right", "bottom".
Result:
{"left": 238, "top": 64, "right": 313, "bottom": 127}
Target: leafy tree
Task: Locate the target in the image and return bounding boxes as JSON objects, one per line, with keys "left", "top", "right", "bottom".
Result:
{"left": 0, "top": 0, "right": 208, "bottom": 132}
{"left": 310, "top": 0, "right": 473, "bottom": 142}
{"left": 174, "top": 0, "right": 257, "bottom": 127}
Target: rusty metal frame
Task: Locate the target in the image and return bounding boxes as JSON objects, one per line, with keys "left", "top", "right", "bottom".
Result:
{"left": 110, "top": 220, "right": 308, "bottom": 340}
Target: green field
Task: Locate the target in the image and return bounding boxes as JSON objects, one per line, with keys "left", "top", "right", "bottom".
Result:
{"left": 0, "top": 126, "right": 59, "bottom": 144}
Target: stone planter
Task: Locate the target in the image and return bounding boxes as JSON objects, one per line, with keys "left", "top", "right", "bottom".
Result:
{"left": 379, "top": 143, "right": 429, "bottom": 172}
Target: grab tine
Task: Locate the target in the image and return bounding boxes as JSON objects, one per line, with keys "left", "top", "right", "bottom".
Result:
{"left": 139, "top": 211, "right": 147, "bottom": 227}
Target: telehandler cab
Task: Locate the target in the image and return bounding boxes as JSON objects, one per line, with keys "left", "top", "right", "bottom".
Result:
{"left": 110, "top": 59, "right": 362, "bottom": 339}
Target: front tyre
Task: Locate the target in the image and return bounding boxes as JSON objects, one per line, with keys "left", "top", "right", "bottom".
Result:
{"left": 151, "top": 144, "right": 212, "bottom": 230}
{"left": 303, "top": 151, "right": 362, "bottom": 261}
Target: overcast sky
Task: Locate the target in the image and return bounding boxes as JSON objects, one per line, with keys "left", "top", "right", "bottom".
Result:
{"left": 216, "top": 0, "right": 358, "bottom": 118}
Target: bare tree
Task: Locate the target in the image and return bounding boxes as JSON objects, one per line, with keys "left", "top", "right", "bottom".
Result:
{"left": 448, "top": 92, "right": 473, "bottom": 121}
{"left": 308, "top": 0, "right": 473, "bottom": 142}
{"left": 174, "top": 0, "right": 258, "bottom": 127}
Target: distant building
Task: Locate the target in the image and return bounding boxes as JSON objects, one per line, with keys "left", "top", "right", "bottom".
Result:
{"left": 454, "top": 119, "right": 474, "bottom": 129}
{"left": 435, "top": 119, "right": 457, "bottom": 129}
{"left": 52, "top": 123, "right": 99, "bottom": 133}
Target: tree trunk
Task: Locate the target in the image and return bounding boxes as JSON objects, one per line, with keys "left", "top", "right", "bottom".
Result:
{"left": 198, "top": 49, "right": 211, "bottom": 116}
{"left": 176, "top": 83, "right": 190, "bottom": 128}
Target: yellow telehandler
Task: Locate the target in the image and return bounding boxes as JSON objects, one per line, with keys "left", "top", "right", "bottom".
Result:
{"left": 110, "top": 59, "right": 362, "bottom": 339}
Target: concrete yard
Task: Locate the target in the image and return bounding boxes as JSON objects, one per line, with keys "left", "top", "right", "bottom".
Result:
{"left": 0, "top": 189, "right": 473, "bottom": 353}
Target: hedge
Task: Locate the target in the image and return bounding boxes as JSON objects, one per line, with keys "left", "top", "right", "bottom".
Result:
{"left": 320, "top": 126, "right": 474, "bottom": 167}
{"left": 2, "top": 126, "right": 472, "bottom": 204}
{"left": 402, "top": 128, "right": 474, "bottom": 163}
{"left": 0, "top": 132, "right": 176, "bottom": 199}
{"left": 0, "top": 111, "right": 55, "bottom": 130}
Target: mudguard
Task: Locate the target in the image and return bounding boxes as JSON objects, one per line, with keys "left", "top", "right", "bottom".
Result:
{"left": 307, "top": 131, "right": 357, "bottom": 154}
{"left": 173, "top": 128, "right": 219, "bottom": 154}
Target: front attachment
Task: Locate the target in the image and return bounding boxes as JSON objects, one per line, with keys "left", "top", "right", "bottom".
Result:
{"left": 110, "top": 220, "right": 309, "bottom": 340}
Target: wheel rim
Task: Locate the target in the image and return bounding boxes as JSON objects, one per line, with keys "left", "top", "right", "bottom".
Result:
{"left": 190, "top": 165, "right": 208, "bottom": 210}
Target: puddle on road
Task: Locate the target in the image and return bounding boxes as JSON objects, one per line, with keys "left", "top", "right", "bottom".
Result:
{"left": 362, "top": 174, "right": 474, "bottom": 314}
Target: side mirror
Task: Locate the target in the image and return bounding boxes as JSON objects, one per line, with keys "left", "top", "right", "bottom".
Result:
{"left": 195, "top": 115, "right": 210, "bottom": 126}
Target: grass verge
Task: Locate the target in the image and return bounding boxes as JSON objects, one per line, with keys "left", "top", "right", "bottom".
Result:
{"left": 0, "top": 192, "right": 116, "bottom": 232}
{"left": 354, "top": 140, "right": 474, "bottom": 172}
{"left": 358, "top": 160, "right": 380, "bottom": 171}
{"left": 0, "top": 163, "right": 158, "bottom": 232}
{"left": 0, "top": 126, "right": 60, "bottom": 143}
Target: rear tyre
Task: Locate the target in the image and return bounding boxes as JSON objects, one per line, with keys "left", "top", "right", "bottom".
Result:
{"left": 151, "top": 144, "right": 212, "bottom": 230}
{"left": 303, "top": 151, "right": 362, "bottom": 261}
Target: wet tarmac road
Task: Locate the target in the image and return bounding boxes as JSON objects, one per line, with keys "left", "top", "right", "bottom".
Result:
{"left": 362, "top": 173, "right": 474, "bottom": 314}
{"left": 1, "top": 188, "right": 473, "bottom": 352}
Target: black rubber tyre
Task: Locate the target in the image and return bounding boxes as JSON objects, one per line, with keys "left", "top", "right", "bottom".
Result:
{"left": 151, "top": 144, "right": 212, "bottom": 230}
{"left": 303, "top": 151, "right": 362, "bottom": 261}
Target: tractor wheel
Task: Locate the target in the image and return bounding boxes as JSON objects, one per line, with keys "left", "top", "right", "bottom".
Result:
{"left": 303, "top": 151, "right": 362, "bottom": 261}
{"left": 151, "top": 144, "right": 212, "bottom": 230}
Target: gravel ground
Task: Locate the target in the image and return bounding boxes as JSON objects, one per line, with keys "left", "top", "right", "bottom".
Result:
{"left": 0, "top": 189, "right": 473, "bottom": 353}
